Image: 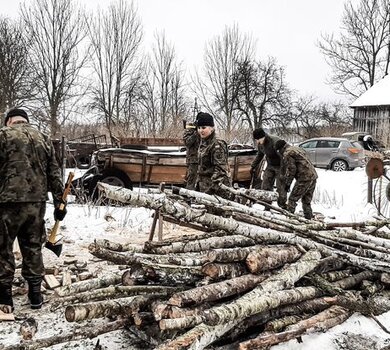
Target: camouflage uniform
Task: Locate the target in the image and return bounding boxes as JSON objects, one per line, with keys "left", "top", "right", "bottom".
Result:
{"left": 183, "top": 126, "right": 200, "bottom": 190}
{"left": 251, "top": 134, "right": 282, "bottom": 191}
{"left": 0, "top": 124, "right": 63, "bottom": 286}
{"left": 196, "top": 131, "right": 231, "bottom": 198}
{"left": 277, "top": 145, "right": 318, "bottom": 219}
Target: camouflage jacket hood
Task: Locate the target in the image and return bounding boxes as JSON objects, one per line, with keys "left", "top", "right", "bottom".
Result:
{"left": 0, "top": 124, "right": 63, "bottom": 203}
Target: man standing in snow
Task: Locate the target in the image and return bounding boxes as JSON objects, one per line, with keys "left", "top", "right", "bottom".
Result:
{"left": 196, "top": 112, "right": 232, "bottom": 198}
{"left": 274, "top": 139, "right": 318, "bottom": 219}
{"left": 250, "top": 128, "right": 283, "bottom": 199}
{"left": 183, "top": 113, "right": 201, "bottom": 190}
{"left": 0, "top": 108, "right": 65, "bottom": 312}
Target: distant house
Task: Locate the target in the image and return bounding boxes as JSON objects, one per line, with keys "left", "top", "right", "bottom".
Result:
{"left": 350, "top": 75, "right": 390, "bottom": 146}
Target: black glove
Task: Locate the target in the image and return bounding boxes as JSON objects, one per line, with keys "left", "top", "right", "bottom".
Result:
{"left": 54, "top": 201, "right": 67, "bottom": 221}
{"left": 285, "top": 184, "right": 291, "bottom": 193}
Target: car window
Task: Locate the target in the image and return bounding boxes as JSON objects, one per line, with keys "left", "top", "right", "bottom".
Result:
{"left": 351, "top": 141, "right": 363, "bottom": 149}
{"left": 317, "top": 140, "right": 340, "bottom": 148}
{"left": 300, "top": 140, "right": 317, "bottom": 148}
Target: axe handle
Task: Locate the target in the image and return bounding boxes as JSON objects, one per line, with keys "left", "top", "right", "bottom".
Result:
{"left": 48, "top": 172, "right": 75, "bottom": 244}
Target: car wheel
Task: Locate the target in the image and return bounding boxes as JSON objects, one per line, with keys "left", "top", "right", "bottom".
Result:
{"left": 331, "top": 159, "right": 348, "bottom": 172}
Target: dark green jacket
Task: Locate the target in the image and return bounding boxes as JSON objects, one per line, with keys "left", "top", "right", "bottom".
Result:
{"left": 0, "top": 123, "right": 63, "bottom": 203}
{"left": 251, "top": 134, "right": 282, "bottom": 169}
{"left": 197, "top": 131, "right": 231, "bottom": 194}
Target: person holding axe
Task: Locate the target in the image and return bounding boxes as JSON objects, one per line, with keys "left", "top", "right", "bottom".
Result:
{"left": 0, "top": 108, "right": 66, "bottom": 312}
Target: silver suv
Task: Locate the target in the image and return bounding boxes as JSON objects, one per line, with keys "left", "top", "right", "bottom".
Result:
{"left": 298, "top": 137, "right": 365, "bottom": 171}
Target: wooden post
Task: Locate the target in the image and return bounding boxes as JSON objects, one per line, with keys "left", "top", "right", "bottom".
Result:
{"left": 148, "top": 211, "right": 159, "bottom": 242}
{"left": 367, "top": 177, "right": 373, "bottom": 204}
{"left": 158, "top": 182, "right": 166, "bottom": 241}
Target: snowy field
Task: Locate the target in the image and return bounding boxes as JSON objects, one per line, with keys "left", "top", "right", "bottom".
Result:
{"left": 1, "top": 166, "right": 390, "bottom": 349}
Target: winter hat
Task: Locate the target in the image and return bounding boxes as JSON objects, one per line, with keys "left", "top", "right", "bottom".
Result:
{"left": 253, "top": 128, "right": 266, "bottom": 140}
{"left": 274, "top": 139, "right": 287, "bottom": 151}
{"left": 196, "top": 112, "right": 214, "bottom": 127}
{"left": 4, "top": 108, "right": 29, "bottom": 126}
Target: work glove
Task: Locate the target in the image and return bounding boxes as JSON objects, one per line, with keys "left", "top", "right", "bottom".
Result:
{"left": 54, "top": 200, "right": 67, "bottom": 221}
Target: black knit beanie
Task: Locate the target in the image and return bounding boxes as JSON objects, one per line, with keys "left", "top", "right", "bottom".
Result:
{"left": 196, "top": 112, "right": 214, "bottom": 127}
{"left": 253, "top": 128, "right": 266, "bottom": 140}
{"left": 4, "top": 108, "right": 29, "bottom": 126}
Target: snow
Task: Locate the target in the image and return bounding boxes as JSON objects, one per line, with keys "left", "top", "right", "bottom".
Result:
{"left": 350, "top": 74, "right": 390, "bottom": 107}
{"left": 1, "top": 166, "right": 390, "bottom": 349}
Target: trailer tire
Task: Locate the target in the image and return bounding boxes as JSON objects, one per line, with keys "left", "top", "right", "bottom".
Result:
{"left": 100, "top": 169, "right": 133, "bottom": 190}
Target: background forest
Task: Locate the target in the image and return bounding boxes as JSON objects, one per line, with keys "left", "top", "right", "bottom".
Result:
{"left": 1, "top": 0, "right": 390, "bottom": 144}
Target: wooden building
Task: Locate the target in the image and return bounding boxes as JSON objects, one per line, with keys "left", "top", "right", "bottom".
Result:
{"left": 350, "top": 75, "right": 390, "bottom": 147}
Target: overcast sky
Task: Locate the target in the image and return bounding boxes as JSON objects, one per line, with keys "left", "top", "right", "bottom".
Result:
{"left": 2, "top": 0, "right": 357, "bottom": 103}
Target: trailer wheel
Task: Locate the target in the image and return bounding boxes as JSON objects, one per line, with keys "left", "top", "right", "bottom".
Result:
{"left": 100, "top": 169, "right": 133, "bottom": 190}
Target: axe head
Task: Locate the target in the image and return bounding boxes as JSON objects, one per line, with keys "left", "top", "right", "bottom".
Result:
{"left": 45, "top": 240, "right": 62, "bottom": 257}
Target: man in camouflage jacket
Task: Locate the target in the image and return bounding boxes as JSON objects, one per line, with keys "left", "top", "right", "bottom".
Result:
{"left": 183, "top": 115, "right": 200, "bottom": 190}
{"left": 251, "top": 128, "right": 283, "bottom": 194}
{"left": 0, "top": 108, "right": 65, "bottom": 311}
{"left": 275, "top": 139, "right": 318, "bottom": 219}
{"left": 195, "top": 113, "right": 231, "bottom": 198}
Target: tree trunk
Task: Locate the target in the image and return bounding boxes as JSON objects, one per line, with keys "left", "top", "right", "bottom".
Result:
{"left": 168, "top": 273, "right": 270, "bottom": 307}
{"left": 159, "top": 315, "right": 203, "bottom": 330}
{"left": 238, "top": 306, "right": 351, "bottom": 350}
{"left": 94, "top": 238, "right": 144, "bottom": 252}
{"left": 65, "top": 295, "right": 156, "bottom": 322}
{"left": 122, "top": 262, "right": 203, "bottom": 286}
{"left": 145, "top": 235, "right": 257, "bottom": 254}
{"left": 207, "top": 245, "right": 265, "bottom": 263}
{"left": 55, "top": 271, "right": 123, "bottom": 297}
{"left": 245, "top": 245, "right": 301, "bottom": 273}
{"left": 50, "top": 285, "right": 178, "bottom": 311}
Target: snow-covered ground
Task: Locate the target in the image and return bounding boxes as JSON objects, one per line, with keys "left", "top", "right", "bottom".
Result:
{"left": 1, "top": 166, "right": 390, "bottom": 349}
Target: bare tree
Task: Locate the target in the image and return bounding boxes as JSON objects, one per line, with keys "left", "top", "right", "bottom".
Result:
{"left": 194, "top": 24, "right": 255, "bottom": 140}
{"left": 0, "top": 17, "right": 32, "bottom": 115}
{"left": 140, "top": 31, "right": 187, "bottom": 137}
{"left": 234, "top": 57, "right": 291, "bottom": 132}
{"left": 318, "top": 0, "right": 390, "bottom": 98}
{"left": 87, "top": 0, "right": 143, "bottom": 139}
{"left": 21, "top": 0, "right": 89, "bottom": 136}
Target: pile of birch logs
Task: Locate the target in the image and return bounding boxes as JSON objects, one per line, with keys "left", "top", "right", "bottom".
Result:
{"left": 18, "top": 183, "right": 390, "bottom": 350}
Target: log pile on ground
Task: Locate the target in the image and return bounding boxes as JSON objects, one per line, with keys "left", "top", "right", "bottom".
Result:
{"left": 16, "top": 183, "right": 390, "bottom": 350}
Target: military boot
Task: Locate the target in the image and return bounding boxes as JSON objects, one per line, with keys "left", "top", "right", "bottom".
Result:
{"left": 0, "top": 283, "right": 14, "bottom": 312}
{"left": 27, "top": 279, "right": 43, "bottom": 309}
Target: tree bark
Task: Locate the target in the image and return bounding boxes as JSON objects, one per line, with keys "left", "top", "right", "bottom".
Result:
{"left": 207, "top": 245, "right": 265, "bottom": 263}
{"left": 168, "top": 273, "right": 270, "bottom": 307}
{"left": 94, "top": 238, "right": 144, "bottom": 252}
{"left": 201, "top": 262, "right": 248, "bottom": 280}
{"left": 246, "top": 245, "right": 301, "bottom": 273}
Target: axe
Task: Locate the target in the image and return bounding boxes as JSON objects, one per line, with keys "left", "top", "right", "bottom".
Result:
{"left": 45, "top": 172, "right": 74, "bottom": 257}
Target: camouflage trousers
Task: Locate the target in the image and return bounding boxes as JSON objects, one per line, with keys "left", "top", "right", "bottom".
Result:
{"left": 261, "top": 164, "right": 280, "bottom": 191}
{"left": 185, "top": 163, "right": 198, "bottom": 190}
{"left": 0, "top": 202, "right": 46, "bottom": 285}
{"left": 287, "top": 179, "right": 317, "bottom": 219}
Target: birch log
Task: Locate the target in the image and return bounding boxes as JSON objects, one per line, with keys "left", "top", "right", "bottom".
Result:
{"left": 202, "top": 250, "right": 322, "bottom": 326}
{"left": 55, "top": 271, "right": 123, "bottom": 297}
{"left": 97, "top": 183, "right": 390, "bottom": 272}
{"left": 168, "top": 273, "right": 270, "bottom": 307}
{"left": 238, "top": 306, "right": 351, "bottom": 350}
{"left": 201, "top": 262, "right": 248, "bottom": 280}
{"left": 65, "top": 295, "right": 156, "bottom": 322}
{"left": 245, "top": 245, "right": 301, "bottom": 273}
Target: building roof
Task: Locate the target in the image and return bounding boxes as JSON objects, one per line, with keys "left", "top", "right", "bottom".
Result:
{"left": 350, "top": 74, "right": 390, "bottom": 107}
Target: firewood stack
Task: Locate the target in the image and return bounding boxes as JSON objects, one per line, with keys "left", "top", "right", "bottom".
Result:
{"left": 14, "top": 183, "right": 390, "bottom": 350}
